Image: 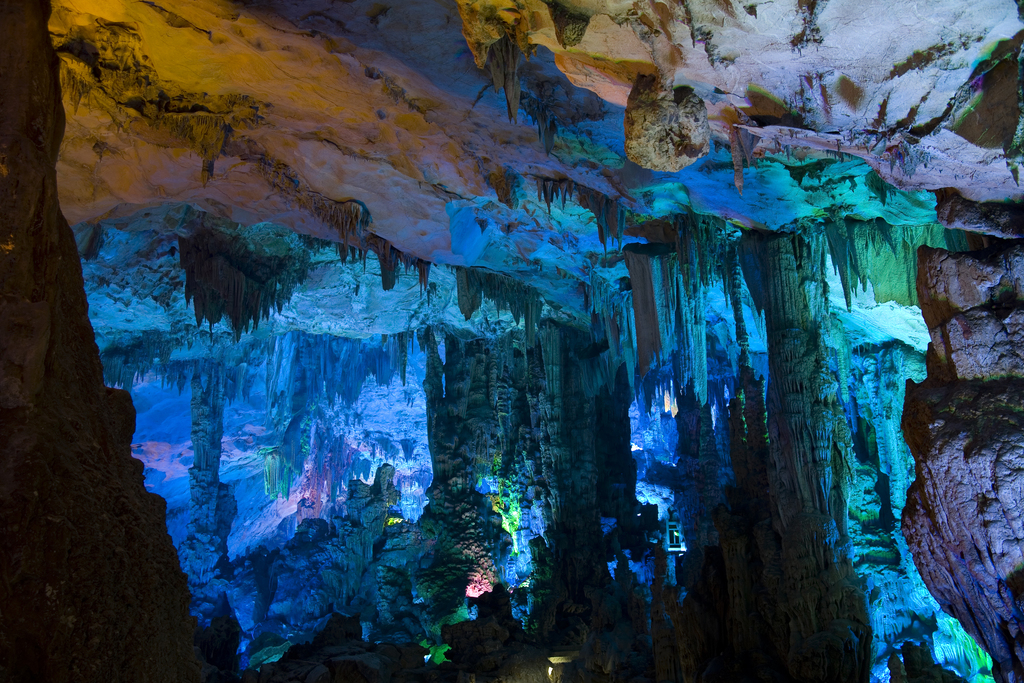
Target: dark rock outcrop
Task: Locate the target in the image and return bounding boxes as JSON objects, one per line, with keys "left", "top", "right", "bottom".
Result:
{"left": 889, "top": 643, "right": 968, "bottom": 683}
{"left": 672, "top": 233, "right": 872, "bottom": 683}
{"left": 196, "top": 615, "right": 243, "bottom": 676}
{"left": 0, "top": 1, "right": 197, "bottom": 681}
{"left": 904, "top": 242, "right": 1024, "bottom": 683}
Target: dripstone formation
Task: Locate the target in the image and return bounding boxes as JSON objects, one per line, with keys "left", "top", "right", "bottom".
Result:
{"left": 1, "top": 0, "right": 1023, "bottom": 682}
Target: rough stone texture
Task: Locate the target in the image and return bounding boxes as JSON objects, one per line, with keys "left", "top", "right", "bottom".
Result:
{"left": 658, "top": 234, "right": 874, "bottom": 683}
{"left": 935, "top": 192, "right": 1024, "bottom": 240}
{"left": 0, "top": 1, "right": 198, "bottom": 681}
{"left": 546, "top": 1, "right": 591, "bottom": 48}
{"left": 417, "top": 330, "right": 503, "bottom": 621}
{"left": 623, "top": 75, "right": 711, "bottom": 172}
{"left": 750, "top": 234, "right": 871, "bottom": 678}
{"left": 917, "top": 244, "right": 1024, "bottom": 380}
{"left": 905, "top": 240, "right": 1024, "bottom": 683}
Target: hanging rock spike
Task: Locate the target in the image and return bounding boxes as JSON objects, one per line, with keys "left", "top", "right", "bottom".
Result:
{"left": 487, "top": 33, "right": 522, "bottom": 123}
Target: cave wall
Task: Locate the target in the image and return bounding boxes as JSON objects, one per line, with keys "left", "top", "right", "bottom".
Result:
{"left": 0, "top": 1, "right": 197, "bottom": 681}
{"left": 904, "top": 242, "right": 1024, "bottom": 683}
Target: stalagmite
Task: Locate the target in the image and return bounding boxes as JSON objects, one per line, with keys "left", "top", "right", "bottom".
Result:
{"left": 418, "top": 328, "right": 501, "bottom": 623}
{"left": 741, "top": 230, "right": 871, "bottom": 682}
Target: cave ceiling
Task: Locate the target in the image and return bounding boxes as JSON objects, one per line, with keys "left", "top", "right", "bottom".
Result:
{"left": 50, "top": 0, "right": 1023, "bottom": 352}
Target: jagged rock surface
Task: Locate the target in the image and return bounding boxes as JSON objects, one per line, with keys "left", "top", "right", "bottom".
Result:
{"left": 904, "top": 242, "right": 1024, "bottom": 683}
{"left": 0, "top": 1, "right": 198, "bottom": 681}
{"left": 624, "top": 75, "right": 711, "bottom": 172}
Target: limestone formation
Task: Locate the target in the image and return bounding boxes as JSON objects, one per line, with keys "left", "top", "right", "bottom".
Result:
{"left": 0, "top": 1, "right": 197, "bottom": 681}
{"left": 905, "top": 242, "right": 1024, "bottom": 683}
{"left": 3, "top": 0, "right": 1023, "bottom": 681}
{"left": 624, "top": 75, "right": 711, "bottom": 172}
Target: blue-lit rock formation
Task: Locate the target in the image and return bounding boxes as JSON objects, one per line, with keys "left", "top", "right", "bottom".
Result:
{"left": 3, "top": 0, "right": 1024, "bottom": 681}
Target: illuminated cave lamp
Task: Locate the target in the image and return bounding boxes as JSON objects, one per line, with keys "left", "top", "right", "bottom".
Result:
{"left": 666, "top": 520, "right": 684, "bottom": 553}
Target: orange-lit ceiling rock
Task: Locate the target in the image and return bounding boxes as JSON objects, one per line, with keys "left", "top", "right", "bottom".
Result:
{"left": 48, "top": 0, "right": 1024, "bottom": 295}
{"left": 49, "top": 0, "right": 617, "bottom": 271}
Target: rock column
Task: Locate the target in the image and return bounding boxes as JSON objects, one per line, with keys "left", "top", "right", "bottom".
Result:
{"left": 179, "top": 362, "right": 236, "bottom": 618}
{"left": 418, "top": 329, "right": 499, "bottom": 622}
{"left": 0, "top": 2, "right": 197, "bottom": 680}
{"left": 747, "top": 231, "right": 871, "bottom": 682}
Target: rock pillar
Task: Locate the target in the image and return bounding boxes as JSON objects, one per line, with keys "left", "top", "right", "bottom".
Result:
{"left": 753, "top": 231, "right": 871, "bottom": 682}
{"left": 0, "top": 2, "right": 197, "bottom": 680}
{"left": 418, "top": 329, "right": 499, "bottom": 622}
{"left": 179, "top": 362, "right": 236, "bottom": 618}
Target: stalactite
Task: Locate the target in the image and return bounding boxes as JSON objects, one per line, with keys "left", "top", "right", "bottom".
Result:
{"left": 577, "top": 187, "right": 619, "bottom": 251}
{"left": 99, "top": 332, "right": 175, "bottom": 390}
{"left": 254, "top": 151, "right": 434, "bottom": 293}
{"left": 529, "top": 174, "right": 628, "bottom": 253}
{"left": 522, "top": 93, "right": 558, "bottom": 154}
{"left": 736, "top": 127, "right": 760, "bottom": 168}
{"left": 367, "top": 234, "right": 432, "bottom": 292}
{"left": 54, "top": 21, "right": 262, "bottom": 186}
{"left": 488, "top": 166, "right": 525, "bottom": 209}
{"left": 487, "top": 34, "right": 522, "bottom": 123}
{"left": 453, "top": 266, "right": 543, "bottom": 345}
{"left": 255, "top": 155, "right": 371, "bottom": 249}
{"left": 178, "top": 219, "right": 323, "bottom": 340}
{"left": 533, "top": 175, "right": 578, "bottom": 215}
{"left": 729, "top": 125, "right": 745, "bottom": 196}
{"left": 624, "top": 248, "right": 661, "bottom": 376}
{"left": 820, "top": 218, "right": 967, "bottom": 310}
